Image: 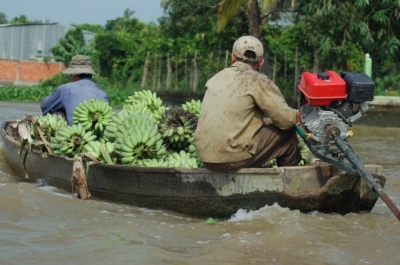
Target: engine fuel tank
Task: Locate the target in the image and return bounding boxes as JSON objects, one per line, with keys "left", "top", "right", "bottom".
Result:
{"left": 298, "top": 71, "right": 347, "bottom": 106}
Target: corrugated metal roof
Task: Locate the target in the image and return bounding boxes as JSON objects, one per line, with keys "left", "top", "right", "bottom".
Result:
{"left": 0, "top": 23, "right": 95, "bottom": 61}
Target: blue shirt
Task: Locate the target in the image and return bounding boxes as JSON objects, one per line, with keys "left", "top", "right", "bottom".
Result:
{"left": 40, "top": 78, "right": 109, "bottom": 125}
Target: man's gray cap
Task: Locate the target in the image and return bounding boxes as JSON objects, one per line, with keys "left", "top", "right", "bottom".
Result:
{"left": 63, "top": 55, "right": 96, "bottom": 75}
{"left": 232, "top": 36, "right": 264, "bottom": 62}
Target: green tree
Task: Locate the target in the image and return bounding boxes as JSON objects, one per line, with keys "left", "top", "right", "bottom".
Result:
{"left": 159, "top": 0, "right": 248, "bottom": 53}
{"left": 105, "top": 8, "right": 144, "bottom": 32}
{"left": 9, "top": 15, "right": 42, "bottom": 24}
{"left": 94, "top": 10, "right": 158, "bottom": 82}
{"left": 263, "top": 23, "right": 315, "bottom": 95}
{"left": 217, "top": 0, "right": 297, "bottom": 75}
{"left": 298, "top": 0, "right": 400, "bottom": 71}
{"left": 10, "top": 15, "right": 29, "bottom": 24}
{"left": 50, "top": 27, "right": 93, "bottom": 66}
{"left": 160, "top": 0, "right": 225, "bottom": 39}
{"left": 0, "top": 12, "right": 7, "bottom": 24}
{"left": 158, "top": 0, "right": 251, "bottom": 90}
{"left": 72, "top": 23, "right": 105, "bottom": 34}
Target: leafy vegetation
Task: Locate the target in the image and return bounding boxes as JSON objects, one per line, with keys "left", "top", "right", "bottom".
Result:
{"left": 1, "top": 1, "right": 400, "bottom": 104}
{"left": 38, "top": 73, "right": 70, "bottom": 88}
{"left": 0, "top": 86, "right": 54, "bottom": 102}
{"left": 0, "top": 12, "right": 7, "bottom": 24}
{"left": 0, "top": 12, "right": 46, "bottom": 24}
{"left": 50, "top": 28, "right": 94, "bottom": 66}
{"left": 0, "top": 80, "right": 133, "bottom": 108}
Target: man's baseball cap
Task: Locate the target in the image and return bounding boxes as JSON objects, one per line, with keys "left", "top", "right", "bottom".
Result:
{"left": 63, "top": 55, "right": 96, "bottom": 75}
{"left": 232, "top": 36, "right": 264, "bottom": 62}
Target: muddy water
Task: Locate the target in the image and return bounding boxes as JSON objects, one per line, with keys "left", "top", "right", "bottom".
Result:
{"left": 1, "top": 102, "right": 399, "bottom": 265}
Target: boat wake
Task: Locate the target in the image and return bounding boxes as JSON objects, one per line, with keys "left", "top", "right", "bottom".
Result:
{"left": 228, "top": 203, "right": 301, "bottom": 222}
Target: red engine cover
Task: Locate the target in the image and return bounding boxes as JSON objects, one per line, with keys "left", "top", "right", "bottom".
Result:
{"left": 298, "top": 71, "right": 347, "bottom": 106}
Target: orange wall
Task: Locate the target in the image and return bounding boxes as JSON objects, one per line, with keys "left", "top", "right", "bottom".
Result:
{"left": 0, "top": 59, "right": 66, "bottom": 84}
{"left": 0, "top": 60, "right": 18, "bottom": 81}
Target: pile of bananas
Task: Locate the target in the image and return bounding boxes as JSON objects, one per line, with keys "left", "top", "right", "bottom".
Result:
{"left": 182, "top": 99, "right": 202, "bottom": 117}
{"left": 102, "top": 108, "right": 159, "bottom": 143}
{"left": 50, "top": 123, "right": 97, "bottom": 157}
{"left": 112, "top": 111, "right": 166, "bottom": 165}
{"left": 102, "top": 110, "right": 131, "bottom": 143}
{"left": 135, "top": 151, "right": 198, "bottom": 168}
{"left": 136, "top": 158, "right": 169, "bottom": 167}
{"left": 187, "top": 144, "right": 203, "bottom": 167}
{"left": 32, "top": 113, "right": 68, "bottom": 142}
{"left": 124, "top": 90, "right": 166, "bottom": 121}
{"left": 32, "top": 90, "right": 229, "bottom": 169}
{"left": 158, "top": 106, "right": 198, "bottom": 151}
{"left": 122, "top": 101, "right": 157, "bottom": 122}
{"left": 166, "top": 150, "right": 199, "bottom": 168}
{"left": 298, "top": 139, "right": 310, "bottom": 166}
{"left": 83, "top": 141, "right": 116, "bottom": 164}
{"left": 73, "top": 99, "right": 114, "bottom": 137}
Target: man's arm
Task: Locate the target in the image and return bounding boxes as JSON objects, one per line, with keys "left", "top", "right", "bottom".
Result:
{"left": 254, "top": 77, "right": 297, "bottom": 130}
{"left": 40, "top": 88, "right": 64, "bottom": 115}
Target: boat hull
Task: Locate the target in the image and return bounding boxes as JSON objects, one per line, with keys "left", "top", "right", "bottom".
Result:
{"left": 1, "top": 122, "right": 386, "bottom": 219}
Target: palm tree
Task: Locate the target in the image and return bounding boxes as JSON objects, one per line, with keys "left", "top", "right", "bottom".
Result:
{"left": 217, "top": 0, "right": 296, "bottom": 75}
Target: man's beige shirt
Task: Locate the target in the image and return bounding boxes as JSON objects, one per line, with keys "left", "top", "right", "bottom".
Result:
{"left": 193, "top": 61, "right": 297, "bottom": 163}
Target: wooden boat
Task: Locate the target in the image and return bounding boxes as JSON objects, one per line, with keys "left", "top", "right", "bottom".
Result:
{"left": 1, "top": 121, "right": 386, "bottom": 219}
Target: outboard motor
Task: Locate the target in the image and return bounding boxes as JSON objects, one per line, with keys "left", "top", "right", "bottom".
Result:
{"left": 295, "top": 71, "right": 400, "bottom": 221}
{"left": 298, "top": 71, "right": 374, "bottom": 145}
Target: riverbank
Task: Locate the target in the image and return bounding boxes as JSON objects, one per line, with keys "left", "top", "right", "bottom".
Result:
{"left": 368, "top": 96, "right": 400, "bottom": 108}
{"left": 347, "top": 96, "right": 400, "bottom": 127}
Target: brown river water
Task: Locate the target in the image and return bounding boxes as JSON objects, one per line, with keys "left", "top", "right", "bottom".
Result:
{"left": 0, "top": 102, "right": 399, "bottom": 265}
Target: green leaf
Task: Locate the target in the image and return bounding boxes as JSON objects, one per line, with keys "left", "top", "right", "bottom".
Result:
{"left": 372, "top": 10, "right": 389, "bottom": 24}
{"left": 377, "top": 29, "right": 386, "bottom": 39}
{"left": 355, "top": 0, "right": 369, "bottom": 8}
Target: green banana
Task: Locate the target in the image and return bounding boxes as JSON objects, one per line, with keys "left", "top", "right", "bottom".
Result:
{"left": 121, "top": 156, "right": 136, "bottom": 164}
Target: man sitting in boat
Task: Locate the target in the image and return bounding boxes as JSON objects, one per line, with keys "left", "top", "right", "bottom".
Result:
{"left": 193, "top": 35, "right": 302, "bottom": 172}
{"left": 40, "top": 55, "right": 109, "bottom": 125}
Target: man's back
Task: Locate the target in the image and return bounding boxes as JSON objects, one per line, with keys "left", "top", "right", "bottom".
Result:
{"left": 41, "top": 78, "right": 109, "bottom": 125}
{"left": 194, "top": 35, "right": 300, "bottom": 171}
{"left": 195, "top": 62, "right": 275, "bottom": 163}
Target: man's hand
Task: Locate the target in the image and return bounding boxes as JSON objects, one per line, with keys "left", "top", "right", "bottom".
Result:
{"left": 296, "top": 110, "right": 302, "bottom": 125}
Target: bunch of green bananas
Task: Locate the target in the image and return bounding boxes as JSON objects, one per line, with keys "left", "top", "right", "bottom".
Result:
{"left": 167, "top": 150, "right": 199, "bottom": 168}
{"left": 186, "top": 144, "right": 203, "bottom": 167}
{"left": 187, "top": 144, "right": 197, "bottom": 156}
{"left": 83, "top": 141, "right": 116, "bottom": 164}
{"left": 122, "top": 101, "right": 157, "bottom": 122}
{"left": 32, "top": 113, "right": 68, "bottom": 142}
{"left": 73, "top": 99, "right": 114, "bottom": 137}
{"left": 112, "top": 111, "right": 167, "bottom": 165}
{"left": 158, "top": 106, "right": 198, "bottom": 151}
{"left": 124, "top": 90, "right": 166, "bottom": 121}
{"left": 298, "top": 140, "right": 310, "bottom": 166}
{"left": 101, "top": 110, "right": 131, "bottom": 143}
{"left": 136, "top": 158, "right": 169, "bottom": 167}
{"left": 136, "top": 151, "right": 198, "bottom": 168}
{"left": 50, "top": 123, "right": 97, "bottom": 157}
{"left": 262, "top": 158, "right": 278, "bottom": 168}
{"left": 182, "top": 99, "right": 202, "bottom": 117}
